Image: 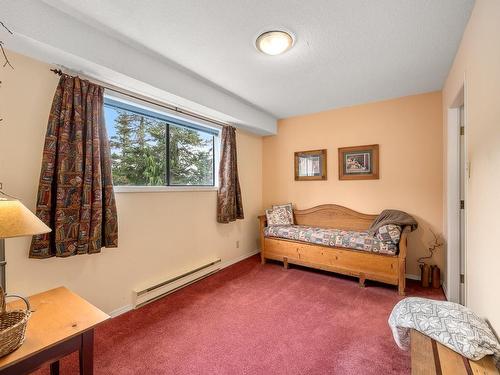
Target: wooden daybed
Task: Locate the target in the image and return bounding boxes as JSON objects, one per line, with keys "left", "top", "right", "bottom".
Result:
{"left": 258, "top": 204, "right": 410, "bottom": 295}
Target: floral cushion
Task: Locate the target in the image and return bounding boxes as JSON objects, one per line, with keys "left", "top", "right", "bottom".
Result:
{"left": 272, "top": 203, "right": 294, "bottom": 224}
{"left": 389, "top": 297, "right": 500, "bottom": 368}
{"left": 376, "top": 224, "right": 402, "bottom": 244}
{"left": 265, "top": 207, "right": 293, "bottom": 226}
{"left": 264, "top": 225, "right": 399, "bottom": 255}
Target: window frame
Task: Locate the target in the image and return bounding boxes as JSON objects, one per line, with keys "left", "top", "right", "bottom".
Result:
{"left": 104, "top": 92, "right": 221, "bottom": 193}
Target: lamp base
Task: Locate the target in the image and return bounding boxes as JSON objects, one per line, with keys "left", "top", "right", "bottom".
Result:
{"left": 0, "top": 238, "right": 4, "bottom": 292}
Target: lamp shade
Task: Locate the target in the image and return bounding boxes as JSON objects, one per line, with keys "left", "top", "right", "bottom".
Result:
{"left": 0, "top": 198, "right": 51, "bottom": 239}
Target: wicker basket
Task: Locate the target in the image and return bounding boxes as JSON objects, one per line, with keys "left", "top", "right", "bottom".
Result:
{"left": 0, "top": 288, "right": 31, "bottom": 358}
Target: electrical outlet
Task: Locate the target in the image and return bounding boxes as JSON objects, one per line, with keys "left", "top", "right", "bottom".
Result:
{"left": 236, "top": 241, "right": 240, "bottom": 249}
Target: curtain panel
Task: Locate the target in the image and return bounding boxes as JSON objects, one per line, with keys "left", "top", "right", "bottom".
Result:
{"left": 30, "top": 75, "right": 118, "bottom": 258}
{"left": 217, "top": 126, "right": 244, "bottom": 223}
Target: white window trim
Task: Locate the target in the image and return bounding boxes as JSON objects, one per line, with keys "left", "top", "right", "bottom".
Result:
{"left": 114, "top": 185, "right": 218, "bottom": 193}
{"left": 105, "top": 91, "right": 222, "bottom": 193}
{"left": 105, "top": 91, "right": 222, "bottom": 135}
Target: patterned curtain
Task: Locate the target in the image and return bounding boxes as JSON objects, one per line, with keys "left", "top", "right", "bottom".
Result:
{"left": 217, "top": 126, "right": 244, "bottom": 223}
{"left": 30, "top": 75, "right": 118, "bottom": 258}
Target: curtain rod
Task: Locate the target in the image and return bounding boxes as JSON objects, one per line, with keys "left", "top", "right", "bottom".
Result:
{"left": 50, "top": 68, "right": 228, "bottom": 128}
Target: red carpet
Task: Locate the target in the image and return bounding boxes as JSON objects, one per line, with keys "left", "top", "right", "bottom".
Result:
{"left": 35, "top": 255, "right": 444, "bottom": 374}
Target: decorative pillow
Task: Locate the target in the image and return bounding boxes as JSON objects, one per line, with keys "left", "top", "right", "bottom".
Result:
{"left": 376, "top": 224, "right": 402, "bottom": 244}
{"left": 272, "top": 203, "right": 294, "bottom": 224}
{"left": 389, "top": 297, "right": 500, "bottom": 367}
{"left": 266, "top": 207, "right": 293, "bottom": 226}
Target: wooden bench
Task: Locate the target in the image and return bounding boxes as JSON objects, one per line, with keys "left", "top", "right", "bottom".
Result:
{"left": 411, "top": 329, "right": 499, "bottom": 375}
{"left": 259, "top": 204, "right": 410, "bottom": 295}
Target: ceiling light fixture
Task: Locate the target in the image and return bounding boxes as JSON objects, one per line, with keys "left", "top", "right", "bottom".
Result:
{"left": 255, "top": 30, "right": 294, "bottom": 56}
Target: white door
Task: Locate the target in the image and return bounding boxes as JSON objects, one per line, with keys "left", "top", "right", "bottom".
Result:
{"left": 459, "top": 105, "right": 466, "bottom": 305}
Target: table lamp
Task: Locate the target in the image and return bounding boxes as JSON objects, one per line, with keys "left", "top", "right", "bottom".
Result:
{"left": 0, "top": 194, "right": 51, "bottom": 295}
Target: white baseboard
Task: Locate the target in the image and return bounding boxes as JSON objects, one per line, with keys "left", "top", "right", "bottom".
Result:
{"left": 219, "top": 249, "right": 260, "bottom": 269}
{"left": 108, "top": 249, "right": 260, "bottom": 318}
{"left": 441, "top": 282, "right": 448, "bottom": 300}
{"left": 405, "top": 273, "right": 421, "bottom": 281}
{"left": 109, "top": 304, "right": 133, "bottom": 318}
{"left": 406, "top": 273, "right": 446, "bottom": 293}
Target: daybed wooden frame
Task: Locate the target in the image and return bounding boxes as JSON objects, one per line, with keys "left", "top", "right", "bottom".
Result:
{"left": 259, "top": 204, "right": 410, "bottom": 295}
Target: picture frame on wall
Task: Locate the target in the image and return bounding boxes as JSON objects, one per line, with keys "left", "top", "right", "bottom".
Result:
{"left": 294, "top": 149, "right": 327, "bottom": 181}
{"left": 338, "top": 144, "right": 379, "bottom": 180}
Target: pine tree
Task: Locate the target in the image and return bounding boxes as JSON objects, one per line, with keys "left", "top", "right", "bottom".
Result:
{"left": 109, "top": 110, "right": 213, "bottom": 186}
{"left": 169, "top": 125, "right": 213, "bottom": 185}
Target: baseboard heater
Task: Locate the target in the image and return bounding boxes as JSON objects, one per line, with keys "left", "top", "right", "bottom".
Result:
{"left": 133, "top": 258, "right": 222, "bottom": 309}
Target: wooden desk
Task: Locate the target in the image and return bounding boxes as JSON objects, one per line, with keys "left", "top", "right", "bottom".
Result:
{"left": 411, "top": 329, "right": 499, "bottom": 375}
{"left": 0, "top": 287, "right": 109, "bottom": 375}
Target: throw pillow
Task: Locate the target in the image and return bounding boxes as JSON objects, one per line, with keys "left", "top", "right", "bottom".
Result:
{"left": 376, "top": 224, "right": 402, "bottom": 244}
{"left": 272, "top": 203, "right": 294, "bottom": 224}
{"left": 389, "top": 297, "right": 500, "bottom": 367}
{"left": 266, "top": 207, "right": 293, "bottom": 226}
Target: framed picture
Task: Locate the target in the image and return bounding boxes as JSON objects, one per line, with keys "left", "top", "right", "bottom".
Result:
{"left": 294, "top": 149, "right": 327, "bottom": 181}
{"left": 338, "top": 144, "right": 379, "bottom": 180}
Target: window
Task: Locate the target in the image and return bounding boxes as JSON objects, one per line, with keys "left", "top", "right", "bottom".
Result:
{"left": 104, "top": 96, "right": 218, "bottom": 188}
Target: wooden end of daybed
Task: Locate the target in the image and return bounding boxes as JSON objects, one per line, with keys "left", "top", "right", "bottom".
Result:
{"left": 258, "top": 204, "right": 410, "bottom": 295}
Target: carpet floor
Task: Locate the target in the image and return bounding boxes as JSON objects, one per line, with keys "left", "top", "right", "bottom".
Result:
{"left": 35, "top": 255, "right": 444, "bottom": 375}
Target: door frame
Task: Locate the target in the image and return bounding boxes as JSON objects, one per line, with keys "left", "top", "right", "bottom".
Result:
{"left": 446, "top": 81, "right": 468, "bottom": 304}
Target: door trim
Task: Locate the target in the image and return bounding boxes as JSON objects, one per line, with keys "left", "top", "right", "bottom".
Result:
{"left": 445, "top": 80, "right": 467, "bottom": 305}
{"left": 446, "top": 106, "right": 460, "bottom": 303}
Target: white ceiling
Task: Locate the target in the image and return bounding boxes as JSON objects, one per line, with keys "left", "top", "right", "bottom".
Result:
{"left": 42, "top": 0, "right": 474, "bottom": 119}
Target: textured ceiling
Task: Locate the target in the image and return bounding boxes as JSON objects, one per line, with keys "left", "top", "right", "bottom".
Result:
{"left": 43, "top": 0, "right": 474, "bottom": 118}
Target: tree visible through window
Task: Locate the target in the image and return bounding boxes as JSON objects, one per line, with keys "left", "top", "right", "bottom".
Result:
{"left": 104, "top": 97, "right": 216, "bottom": 186}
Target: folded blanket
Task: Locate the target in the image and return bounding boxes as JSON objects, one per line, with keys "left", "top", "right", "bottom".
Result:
{"left": 368, "top": 209, "right": 418, "bottom": 234}
{"left": 388, "top": 297, "right": 500, "bottom": 369}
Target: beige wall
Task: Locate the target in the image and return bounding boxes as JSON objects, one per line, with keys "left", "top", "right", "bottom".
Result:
{"left": 5, "top": 2, "right": 499, "bottom": 333}
{"left": 442, "top": 0, "right": 500, "bottom": 331}
{"left": 0, "top": 51, "right": 262, "bottom": 314}
{"left": 263, "top": 92, "right": 443, "bottom": 277}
